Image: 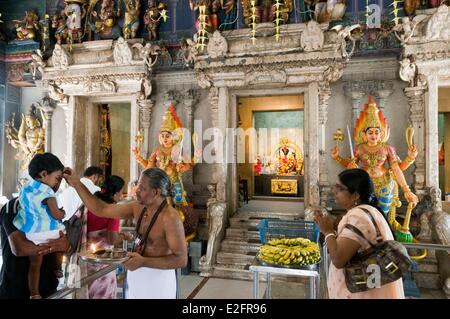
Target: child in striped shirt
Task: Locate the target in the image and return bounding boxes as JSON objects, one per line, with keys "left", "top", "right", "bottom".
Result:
{"left": 13, "top": 153, "right": 66, "bottom": 299}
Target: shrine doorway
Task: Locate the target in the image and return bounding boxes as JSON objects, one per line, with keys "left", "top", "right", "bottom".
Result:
{"left": 237, "top": 95, "right": 304, "bottom": 203}
{"left": 83, "top": 101, "right": 132, "bottom": 196}
{"left": 438, "top": 88, "right": 450, "bottom": 202}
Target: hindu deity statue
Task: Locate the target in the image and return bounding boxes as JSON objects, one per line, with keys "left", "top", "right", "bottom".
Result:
{"left": 189, "top": 0, "right": 222, "bottom": 32}
{"left": 220, "top": 0, "right": 237, "bottom": 30}
{"left": 143, "top": 0, "right": 168, "bottom": 41}
{"left": 241, "top": 0, "right": 293, "bottom": 26}
{"left": 5, "top": 105, "right": 45, "bottom": 170}
{"left": 133, "top": 105, "right": 201, "bottom": 241}
{"left": 13, "top": 10, "right": 40, "bottom": 41}
{"left": 122, "top": 0, "right": 140, "bottom": 39}
{"left": 331, "top": 96, "right": 419, "bottom": 230}
{"left": 89, "top": 0, "right": 121, "bottom": 40}
{"left": 64, "top": 0, "right": 86, "bottom": 44}
{"left": 274, "top": 137, "right": 304, "bottom": 175}
{"left": 52, "top": 12, "right": 68, "bottom": 45}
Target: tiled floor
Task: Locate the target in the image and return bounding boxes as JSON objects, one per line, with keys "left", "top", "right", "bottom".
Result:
{"left": 189, "top": 277, "right": 267, "bottom": 299}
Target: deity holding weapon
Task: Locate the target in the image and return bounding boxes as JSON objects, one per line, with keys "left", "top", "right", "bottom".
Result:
{"left": 122, "top": 0, "right": 140, "bottom": 39}
{"left": 89, "top": 0, "right": 122, "bottom": 40}
{"left": 51, "top": 12, "right": 69, "bottom": 45}
{"left": 132, "top": 105, "right": 202, "bottom": 242}
{"left": 5, "top": 105, "right": 45, "bottom": 170}
{"left": 13, "top": 10, "right": 40, "bottom": 41}
{"left": 64, "top": 0, "right": 87, "bottom": 46}
{"left": 331, "top": 97, "right": 419, "bottom": 235}
{"left": 143, "top": 0, "right": 168, "bottom": 41}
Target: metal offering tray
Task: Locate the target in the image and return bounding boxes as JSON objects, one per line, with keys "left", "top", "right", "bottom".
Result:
{"left": 79, "top": 248, "right": 129, "bottom": 265}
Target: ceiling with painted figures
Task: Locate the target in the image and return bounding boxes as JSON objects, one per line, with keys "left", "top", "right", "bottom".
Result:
{"left": 0, "top": 0, "right": 445, "bottom": 83}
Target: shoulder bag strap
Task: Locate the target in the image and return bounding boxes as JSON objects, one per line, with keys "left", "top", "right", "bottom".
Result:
{"left": 359, "top": 207, "right": 383, "bottom": 243}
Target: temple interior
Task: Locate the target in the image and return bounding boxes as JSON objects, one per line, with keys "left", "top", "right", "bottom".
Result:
{"left": 0, "top": 0, "right": 450, "bottom": 300}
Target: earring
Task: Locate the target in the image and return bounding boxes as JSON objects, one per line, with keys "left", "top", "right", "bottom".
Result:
{"left": 354, "top": 201, "right": 358, "bottom": 206}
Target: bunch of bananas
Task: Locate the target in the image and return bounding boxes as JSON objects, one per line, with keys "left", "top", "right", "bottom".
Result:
{"left": 257, "top": 237, "right": 321, "bottom": 266}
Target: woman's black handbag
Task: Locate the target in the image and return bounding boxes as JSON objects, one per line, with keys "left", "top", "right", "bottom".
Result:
{"left": 343, "top": 208, "right": 413, "bottom": 293}
{"left": 63, "top": 206, "right": 85, "bottom": 255}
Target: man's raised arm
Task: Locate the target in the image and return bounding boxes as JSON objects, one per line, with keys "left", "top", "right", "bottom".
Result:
{"left": 63, "top": 168, "right": 135, "bottom": 220}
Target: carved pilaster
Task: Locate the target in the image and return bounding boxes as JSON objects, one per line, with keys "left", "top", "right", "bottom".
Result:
{"left": 208, "top": 86, "right": 219, "bottom": 128}
{"left": 404, "top": 86, "right": 427, "bottom": 194}
{"left": 163, "top": 90, "right": 178, "bottom": 108}
{"left": 182, "top": 89, "right": 199, "bottom": 133}
{"left": 318, "top": 82, "right": 331, "bottom": 206}
{"left": 36, "top": 96, "right": 57, "bottom": 152}
{"left": 138, "top": 99, "right": 154, "bottom": 158}
{"left": 60, "top": 98, "right": 74, "bottom": 168}
{"left": 372, "top": 81, "right": 394, "bottom": 111}
{"left": 344, "top": 82, "right": 365, "bottom": 130}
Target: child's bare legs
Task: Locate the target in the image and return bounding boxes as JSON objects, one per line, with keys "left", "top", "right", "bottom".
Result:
{"left": 29, "top": 255, "right": 43, "bottom": 298}
{"left": 54, "top": 252, "right": 63, "bottom": 278}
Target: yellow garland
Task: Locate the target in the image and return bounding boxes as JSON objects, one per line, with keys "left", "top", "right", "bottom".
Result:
{"left": 196, "top": 5, "right": 208, "bottom": 51}
{"left": 365, "top": 0, "right": 369, "bottom": 26}
{"left": 274, "top": 0, "right": 283, "bottom": 42}
{"left": 390, "top": 0, "right": 403, "bottom": 25}
{"left": 250, "top": 0, "right": 257, "bottom": 44}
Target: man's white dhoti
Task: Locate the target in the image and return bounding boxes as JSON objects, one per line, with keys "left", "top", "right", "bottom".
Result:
{"left": 126, "top": 267, "right": 176, "bottom": 299}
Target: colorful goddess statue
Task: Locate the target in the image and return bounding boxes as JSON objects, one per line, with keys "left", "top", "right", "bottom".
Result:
{"left": 5, "top": 105, "right": 45, "bottom": 170}
{"left": 133, "top": 105, "right": 201, "bottom": 241}
{"left": 13, "top": 10, "right": 40, "bottom": 41}
{"left": 89, "top": 0, "right": 121, "bottom": 40}
{"left": 64, "top": 0, "right": 86, "bottom": 45}
{"left": 274, "top": 137, "right": 304, "bottom": 176}
{"left": 331, "top": 96, "right": 419, "bottom": 231}
{"left": 123, "top": 0, "right": 140, "bottom": 39}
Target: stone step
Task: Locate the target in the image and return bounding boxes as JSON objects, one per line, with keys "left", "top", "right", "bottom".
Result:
{"left": 225, "top": 228, "right": 261, "bottom": 241}
{"left": 413, "top": 272, "right": 442, "bottom": 290}
{"left": 417, "top": 261, "right": 439, "bottom": 273}
{"left": 216, "top": 252, "right": 255, "bottom": 265}
{"left": 233, "top": 211, "right": 302, "bottom": 219}
{"left": 229, "top": 218, "right": 262, "bottom": 229}
{"left": 220, "top": 240, "right": 262, "bottom": 254}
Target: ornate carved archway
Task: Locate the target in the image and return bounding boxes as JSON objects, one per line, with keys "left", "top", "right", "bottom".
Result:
{"left": 40, "top": 38, "right": 159, "bottom": 183}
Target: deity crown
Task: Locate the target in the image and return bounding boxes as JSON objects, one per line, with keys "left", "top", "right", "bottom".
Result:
{"left": 354, "top": 96, "right": 390, "bottom": 144}
{"left": 160, "top": 104, "right": 182, "bottom": 133}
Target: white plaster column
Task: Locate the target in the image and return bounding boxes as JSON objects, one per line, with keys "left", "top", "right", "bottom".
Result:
{"left": 60, "top": 98, "right": 74, "bottom": 168}
{"left": 130, "top": 98, "right": 140, "bottom": 185}
{"left": 404, "top": 86, "right": 427, "bottom": 195}
{"left": 424, "top": 74, "right": 440, "bottom": 207}
{"left": 138, "top": 99, "right": 154, "bottom": 159}
{"left": 183, "top": 89, "right": 198, "bottom": 133}
{"left": 318, "top": 82, "right": 331, "bottom": 206}
{"left": 305, "top": 82, "right": 320, "bottom": 207}
{"left": 38, "top": 97, "right": 57, "bottom": 152}
{"left": 208, "top": 86, "right": 227, "bottom": 203}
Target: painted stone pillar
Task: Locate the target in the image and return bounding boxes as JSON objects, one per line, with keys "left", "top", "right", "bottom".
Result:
{"left": 404, "top": 86, "right": 427, "bottom": 195}
{"left": 38, "top": 97, "right": 57, "bottom": 152}
{"left": 138, "top": 99, "right": 154, "bottom": 159}
{"left": 318, "top": 82, "right": 331, "bottom": 206}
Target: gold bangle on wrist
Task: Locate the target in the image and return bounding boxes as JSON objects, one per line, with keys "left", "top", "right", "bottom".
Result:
{"left": 401, "top": 185, "right": 411, "bottom": 193}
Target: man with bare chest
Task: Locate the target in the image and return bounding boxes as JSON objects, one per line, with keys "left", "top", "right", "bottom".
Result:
{"left": 63, "top": 167, "right": 187, "bottom": 299}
